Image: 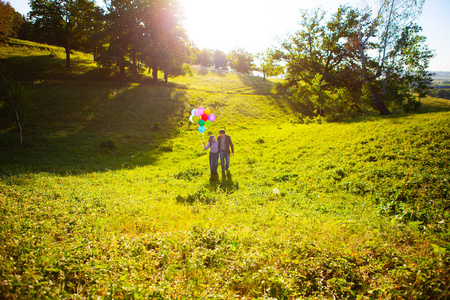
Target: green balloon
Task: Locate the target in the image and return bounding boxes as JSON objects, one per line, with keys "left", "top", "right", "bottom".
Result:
{"left": 198, "top": 119, "right": 205, "bottom": 126}
{"left": 192, "top": 115, "right": 199, "bottom": 124}
{"left": 205, "top": 120, "right": 212, "bottom": 128}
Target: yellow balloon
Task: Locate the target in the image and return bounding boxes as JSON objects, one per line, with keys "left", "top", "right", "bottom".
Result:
{"left": 204, "top": 108, "right": 211, "bottom": 116}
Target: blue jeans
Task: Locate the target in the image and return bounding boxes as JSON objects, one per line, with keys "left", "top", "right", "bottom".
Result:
{"left": 220, "top": 151, "right": 230, "bottom": 172}
{"left": 209, "top": 152, "right": 219, "bottom": 174}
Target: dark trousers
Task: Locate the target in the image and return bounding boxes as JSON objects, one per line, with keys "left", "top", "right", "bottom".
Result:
{"left": 220, "top": 151, "right": 230, "bottom": 172}
{"left": 209, "top": 152, "right": 219, "bottom": 174}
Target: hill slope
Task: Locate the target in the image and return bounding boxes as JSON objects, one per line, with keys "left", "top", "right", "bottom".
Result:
{"left": 1, "top": 40, "right": 449, "bottom": 299}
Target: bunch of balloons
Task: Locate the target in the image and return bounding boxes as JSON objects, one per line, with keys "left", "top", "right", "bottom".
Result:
{"left": 189, "top": 106, "right": 216, "bottom": 133}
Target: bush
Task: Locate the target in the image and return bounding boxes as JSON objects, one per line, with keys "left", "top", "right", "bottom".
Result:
{"left": 403, "top": 98, "right": 422, "bottom": 113}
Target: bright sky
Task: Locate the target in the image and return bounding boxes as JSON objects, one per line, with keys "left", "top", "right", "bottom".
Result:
{"left": 10, "top": 0, "right": 450, "bottom": 71}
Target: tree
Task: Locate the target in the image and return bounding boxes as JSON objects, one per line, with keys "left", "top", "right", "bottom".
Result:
{"left": 0, "top": 0, "right": 13, "bottom": 41}
{"left": 274, "top": 6, "right": 362, "bottom": 116}
{"left": 274, "top": 3, "right": 433, "bottom": 118}
{"left": 99, "top": 0, "right": 144, "bottom": 84}
{"left": 0, "top": 68, "right": 30, "bottom": 145}
{"left": 228, "top": 48, "right": 254, "bottom": 74}
{"left": 97, "top": 0, "right": 188, "bottom": 84}
{"left": 349, "top": 0, "right": 427, "bottom": 115}
{"left": 394, "top": 24, "right": 434, "bottom": 101}
{"left": 29, "top": 0, "right": 101, "bottom": 68}
{"left": 255, "top": 49, "right": 283, "bottom": 81}
{"left": 213, "top": 50, "right": 227, "bottom": 70}
{"left": 11, "top": 9, "right": 29, "bottom": 39}
{"left": 140, "top": 0, "right": 188, "bottom": 83}
{"left": 195, "top": 48, "right": 213, "bottom": 67}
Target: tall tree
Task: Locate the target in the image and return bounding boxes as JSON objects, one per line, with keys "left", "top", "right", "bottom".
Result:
{"left": 139, "top": 0, "right": 187, "bottom": 82}
{"left": 350, "top": 0, "right": 426, "bottom": 115}
{"left": 195, "top": 48, "right": 213, "bottom": 67}
{"left": 100, "top": 0, "right": 187, "bottom": 84}
{"left": 0, "top": 68, "right": 30, "bottom": 145}
{"left": 274, "top": 6, "right": 361, "bottom": 115}
{"left": 228, "top": 48, "right": 254, "bottom": 74}
{"left": 0, "top": 0, "right": 13, "bottom": 41}
{"left": 213, "top": 50, "right": 227, "bottom": 70}
{"left": 99, "top": 0, "right": 142, "bottom": 84}
{"left": 275, "top": 3, "right": 432, "bottom": 118}
{"left": 256, "top": 49, "right": 283, "bottom": 81}
{"left": 29, "top": 0, "right": 101, "bottom": 68}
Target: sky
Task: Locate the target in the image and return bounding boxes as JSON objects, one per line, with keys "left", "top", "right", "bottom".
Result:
{"left": 10, "top": 0, "right": 450, "bottom": 71}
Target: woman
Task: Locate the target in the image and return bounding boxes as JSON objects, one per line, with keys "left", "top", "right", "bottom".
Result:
{"left": 203, "top": 135, "right": 219, "bottom": 174}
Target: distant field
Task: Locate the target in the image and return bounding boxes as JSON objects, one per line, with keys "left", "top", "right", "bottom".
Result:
{"left": 432, "top": 71, "right": 450, "bottom": 84}
{"left": 1, "top": 39, "right": 449, "bottom": 299}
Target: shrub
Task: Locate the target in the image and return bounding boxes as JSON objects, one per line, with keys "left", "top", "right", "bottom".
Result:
{"left": 402, "top": 98, "right": 422, "bottom": 113}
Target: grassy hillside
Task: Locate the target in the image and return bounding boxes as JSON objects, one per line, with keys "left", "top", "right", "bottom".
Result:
{"left": 1, "top": 40, "right": 449, "bottom": 299}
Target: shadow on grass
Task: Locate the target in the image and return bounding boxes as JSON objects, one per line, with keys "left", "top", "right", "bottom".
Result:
{"left": 208, "top": 171, "right": 239, "bottom": 194}
{"left": 0, "top": 80, "right": 190, "bottom": 176}
{"left": 1, "top": 54, "right": 192, "bottom": 87}
{"left": 341, "top": 97, "right": 450, "bottom": 125}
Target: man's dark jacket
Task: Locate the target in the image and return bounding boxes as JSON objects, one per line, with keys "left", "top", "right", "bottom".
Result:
{"left": 217, "top": 135, "right": 234, "bottom": 155}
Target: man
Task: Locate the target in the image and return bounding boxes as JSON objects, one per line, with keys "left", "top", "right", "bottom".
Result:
{"left": 217, "top": 129, "right": 234, "bottom": 173}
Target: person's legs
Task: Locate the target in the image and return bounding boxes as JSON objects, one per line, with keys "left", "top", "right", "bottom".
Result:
{"left": 211, "top": 153, "right": 219, "bottom": 173}
{"left": 209, "top": 152, "right": 214, "bottom": 174}
{"left": 224, "top": 153, "right": 230, "bottom": 171}
{"left": 220, "top": 151, "right": 226, "bottom": 173}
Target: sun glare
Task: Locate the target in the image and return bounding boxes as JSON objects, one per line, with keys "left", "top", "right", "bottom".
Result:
{"left": 181, "top": 0, "right": 298, "bottom": 53}
{"left": 181, "top": 0, "right": 251, "bottom": 51}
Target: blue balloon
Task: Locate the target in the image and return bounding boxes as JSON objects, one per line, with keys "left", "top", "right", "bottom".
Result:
{"left": 198, "top": 126, "right": 206, "bottom": 133}
{"left": 191, "top": 109, "right": 196, "bottom": 115}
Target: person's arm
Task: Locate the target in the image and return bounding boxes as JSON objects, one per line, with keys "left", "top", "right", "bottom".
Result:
{"left": 203, "top": 142, "right": 210, "bottom": 150}
{"left": 229, "top": 136, "right": 234, "bottom": 154}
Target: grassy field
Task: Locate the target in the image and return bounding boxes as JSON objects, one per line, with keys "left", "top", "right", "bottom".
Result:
{"left": 0, "top": 39, "right": 449, "bottom": 299}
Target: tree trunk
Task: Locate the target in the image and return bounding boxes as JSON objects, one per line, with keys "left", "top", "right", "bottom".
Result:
{"left": 152, "top": 66, "right": 158, "bottom": 82}
{"left": 369, "top": 86, "right": 391, "bottom": 115}
{"left": 358, "top": 35, "right": 391, "bottom": 116}
{"left": 119, "top": 64, "right": 126, "bottom": 86}
{"left": 65, "top": 47, "right": 71, "bottom": 69}
{"left": 164, "top": 72, "right": 168, "bottom": 83}
{"left": 14, "top": 108, "right": 23, "bottom": 145}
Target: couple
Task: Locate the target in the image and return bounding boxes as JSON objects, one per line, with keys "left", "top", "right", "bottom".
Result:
{"left": 202, "top": 129, "right": 234, "bottom": 174}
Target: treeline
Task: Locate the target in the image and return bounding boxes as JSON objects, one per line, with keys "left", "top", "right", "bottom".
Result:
{"left": 1, "top": 0, "right": 256, "bottom": 84}
{"left": 428, "top": 89, "right": 450, "bottom": 99}
{"left": 0, "top": 1, "right": 29, "bottom": 41}
{"left": 2, "top": 0, "right": 439, "bottom": 119}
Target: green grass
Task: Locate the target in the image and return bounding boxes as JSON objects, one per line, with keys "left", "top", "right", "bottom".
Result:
{"left": 1, "top": 40, "right": 449, "bottom": 299}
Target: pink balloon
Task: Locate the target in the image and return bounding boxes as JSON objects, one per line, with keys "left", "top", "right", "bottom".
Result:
{"left": 194, "top": 109, "right": 202, "bottom": 117}
{"left": 197, "top": 106, "right": 205, "bottom": 115}
{"left": 208, "top": 114, "right": 215, "bottom": 122}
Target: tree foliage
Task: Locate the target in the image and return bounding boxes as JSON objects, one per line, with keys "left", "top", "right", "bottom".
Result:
{"left": 97, "top": 0, "right": 189, "bottom": 84}
{"left": 213, "top": 50, "right": 227, "bottom": 70}
{"left": 256, "top": 50, "right": 283, "bottom": 81}
{"left": 194, "top": 48, "right": 213, "bottom": 67}
{"left": 29, "top": 0, "right": 102, "bottom": 68}
{"left": 0, "top": 0, "right": 19, "bottom": 41}
{"left": 274, "top": 2, "right": 433, "bottom": 118}
{"left": 227, "top": 48, "right": 254, "bottom": 74}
